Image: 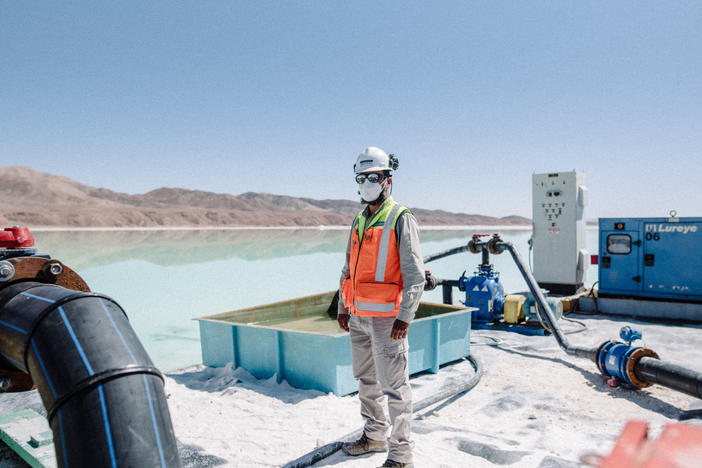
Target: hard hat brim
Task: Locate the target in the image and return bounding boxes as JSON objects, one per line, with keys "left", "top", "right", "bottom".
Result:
{"left": 355, "top": 167, "right": 393, "bottom": 174}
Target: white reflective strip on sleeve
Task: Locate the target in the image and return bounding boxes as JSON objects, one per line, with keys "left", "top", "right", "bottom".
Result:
{"left": 374, "top": 204, "right": 401, "bottom": 282}
{"left": 354, "top": 300, "right": 396, "bottom": 313}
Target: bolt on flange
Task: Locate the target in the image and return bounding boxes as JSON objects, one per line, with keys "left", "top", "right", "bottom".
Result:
{"left": 0, "top": 261, "right": 15, "bottom": 282}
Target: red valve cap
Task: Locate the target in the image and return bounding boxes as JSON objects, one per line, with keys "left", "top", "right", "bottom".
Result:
{"left": 0, "top": 227, "right": 35, "bottom": 248}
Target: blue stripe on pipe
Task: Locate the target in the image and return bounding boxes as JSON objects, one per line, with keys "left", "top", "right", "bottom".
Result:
{"left": 0, "top": 351, "right": 25, "bottom": 372}
{"left": 20, "top": 292, "right": 56, "bottom": 303}
{"left": 143, "top": 374, "right": 167, "bottom": 468}
{"left": 0, "top": 319, "right": 27, "bottom": 334}
{"left": 58, "top": 306, "right": 94, "bottom": 375}
{"left": 98, "top": 385, "right": 118, "bottom": 468}
{"left": 98, "top": 298, "right": 137, "bottom": 365}
{"left": 31, "top": 338, "right": 57, "bottom": 398}
{"left": 57, "top": 409, "right": 69, "bottom": 468}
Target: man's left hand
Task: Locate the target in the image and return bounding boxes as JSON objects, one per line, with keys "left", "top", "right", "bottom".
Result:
{"left": 390, "top": 319, "right": 409, "bottom": 340}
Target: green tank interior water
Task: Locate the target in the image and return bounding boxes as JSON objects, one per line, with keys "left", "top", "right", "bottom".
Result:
{"left": 31, "top": 228, "right": 599, "bottom": 371}
{"left": 208, "top": 291, "right": 342, "bottom": 333}
{"left": 204, "top": 290, "right": 466, "bottom": 334}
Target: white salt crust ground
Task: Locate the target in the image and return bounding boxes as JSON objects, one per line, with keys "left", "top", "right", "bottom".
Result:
{"left": 1, "top": 313, "right": 699, "bottom": 467}
{"left": 164, "top": 313, "right": 702, "bottom": 467}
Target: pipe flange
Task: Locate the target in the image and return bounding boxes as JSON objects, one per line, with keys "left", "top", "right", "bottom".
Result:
{"left": 626, "top": 347, "right": 660, "bottom": 388}
{"left": 46, "top": 365, "right": 165, "bottom": 422}
{"left": 595, "top": 340, "right": 615, "bottom": 375}
{"left": 468, "top": 239, "right": 481, "bottom": 254}
{"left": 4, "top": 257, "right": 90, "bottom": 292}
{"left": 0, "top": 369, "right": 35, "bottom": 392}
{"left": 488, "top": 237, "right": 503, "bottom": 255}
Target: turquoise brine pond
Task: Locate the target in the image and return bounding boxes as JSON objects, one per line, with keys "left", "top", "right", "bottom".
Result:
{"left": 31, "top": 228, "right": 599, "bottom": 372}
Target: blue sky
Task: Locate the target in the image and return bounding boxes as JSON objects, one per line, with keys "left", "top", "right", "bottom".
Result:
{"left": 2, "top": 2, "right": 701, "bottom": 218}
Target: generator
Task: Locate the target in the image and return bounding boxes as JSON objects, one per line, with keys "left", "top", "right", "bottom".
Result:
{"left": 598, "top": 216, "right": 702, "bottom": 302}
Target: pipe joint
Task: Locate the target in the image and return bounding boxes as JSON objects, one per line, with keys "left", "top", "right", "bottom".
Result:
{"left": 468, "top": 239, "right": 481, "bottom": 254}
{"left": 46, "top": 364, "right": 165, "bottom": 422}
{"left": 488, "top": 236, "right": 505, "bottom": 255}
{"left": 424, "top": 271, "right": 438, "bottom": 291}
{"left": 597, "top": 340, "right": 659, "bottom": 388}
{"left": 0, "top": 280, "right": 181, "bottom": 467}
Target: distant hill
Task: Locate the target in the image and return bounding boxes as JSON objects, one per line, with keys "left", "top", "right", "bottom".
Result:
{"left": 0, "top": 166, "right": 530, "bottom": 228}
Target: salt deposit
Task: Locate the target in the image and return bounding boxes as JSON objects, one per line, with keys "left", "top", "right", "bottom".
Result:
{"left": 164, "top": 312, "right": 702, "bottom": 467}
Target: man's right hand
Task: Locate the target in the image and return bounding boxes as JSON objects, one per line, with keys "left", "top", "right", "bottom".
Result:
{"left": 337, "top": 312, "right": 349, "bottom": 332}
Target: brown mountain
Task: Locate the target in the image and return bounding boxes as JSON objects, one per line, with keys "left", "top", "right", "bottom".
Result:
{"left": 0, "top": 166, "right": 530, "bottom": 228}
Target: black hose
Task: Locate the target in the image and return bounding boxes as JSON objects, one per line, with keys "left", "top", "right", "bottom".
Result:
{"left": 0, "top": 281, "right": 181, "bottom": 468}
{"left": 426, "top": 239, "right": 702, "bottom": 403}
{"left": 282, "top": 355, "right": 483, "bottom": 468}
{"left": 635, "top": 356, "right": 702, "bottom": 400}
{"left": 498, "top": 241, "right": 599, "bottom": 361}
{"left": 498, "top": 240, "right": 702, "bottom": 399}
{"left": 423, "top": 240, "right": 598, "bottom": 360}
{"left": 423, "top": 244, "right": 470, "bottom": 264}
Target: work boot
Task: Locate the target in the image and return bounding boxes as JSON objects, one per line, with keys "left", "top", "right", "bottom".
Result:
{"left": 341, "top": 433, "right": 387, "bottom": 456}
{"left": 377, "top": 459, "right": 414, "bottom": 468}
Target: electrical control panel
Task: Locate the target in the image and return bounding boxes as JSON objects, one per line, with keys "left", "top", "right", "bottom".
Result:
{"left": 532, "top": 171, "right": 588, "bottom": 295}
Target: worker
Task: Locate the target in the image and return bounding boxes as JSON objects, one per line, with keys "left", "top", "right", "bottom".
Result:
{"left": 338, "top": 147, "right": 425, "bottom": 468}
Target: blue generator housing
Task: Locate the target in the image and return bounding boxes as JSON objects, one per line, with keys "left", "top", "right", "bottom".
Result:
{"left": 598, "top": 217, "right": 702, "bottom": 302}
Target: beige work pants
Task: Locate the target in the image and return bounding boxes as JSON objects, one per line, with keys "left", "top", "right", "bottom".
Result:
{"left": 349, "top": 314, "right": 413, "bottom": 463}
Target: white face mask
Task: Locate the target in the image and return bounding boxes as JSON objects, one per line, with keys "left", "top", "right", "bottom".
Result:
{"left": 359, "top": 179, "right": 385, "bottom": 203}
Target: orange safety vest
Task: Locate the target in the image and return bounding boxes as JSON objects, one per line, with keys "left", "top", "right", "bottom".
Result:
{"left": 341, "top": 198, "right": 410, "bottom": 317}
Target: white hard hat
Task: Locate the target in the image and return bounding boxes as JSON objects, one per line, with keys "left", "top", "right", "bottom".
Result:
{"left": 354, "top": 147, "right": 399, "bottom": 174}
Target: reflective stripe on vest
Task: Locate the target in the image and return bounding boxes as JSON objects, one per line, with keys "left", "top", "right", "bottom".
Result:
{"left": 374, "top": 203, "right": 402, "bottom": 282}
{"left": 354, "top": 300, "right": 396, "bottom": 313}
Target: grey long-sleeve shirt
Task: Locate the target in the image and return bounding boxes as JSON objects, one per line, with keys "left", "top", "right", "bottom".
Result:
{"left": 338, "top": 204, "right": 425, "bottom": 323}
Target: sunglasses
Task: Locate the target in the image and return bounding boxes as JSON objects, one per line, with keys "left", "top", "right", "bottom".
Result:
{"left": 355, "top": 173, "right": 385, "bottom": 184}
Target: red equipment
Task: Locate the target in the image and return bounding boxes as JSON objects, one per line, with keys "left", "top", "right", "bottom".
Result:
{"left": 598, "top": 420, "right": 702, "bottom": 468}
{"left": 0, "top": 227, "right": 35, "bottom": 248}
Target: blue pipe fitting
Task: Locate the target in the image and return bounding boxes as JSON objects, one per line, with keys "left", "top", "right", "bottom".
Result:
{"left": 597, "top": 341, "right": 638, "bottom": 386}
{"left": 596, "top": 336, "right": 659, "bottom": 388}
{"left": 619, "top": 326, "right": 642, "bottom": 345}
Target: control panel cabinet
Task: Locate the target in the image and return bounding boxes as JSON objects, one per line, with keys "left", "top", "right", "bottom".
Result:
{"left": 599, "top": 217, "right": 702, "bottom": 301}
{"left": 532, "top": 171, "right": 588, "bottom": 295}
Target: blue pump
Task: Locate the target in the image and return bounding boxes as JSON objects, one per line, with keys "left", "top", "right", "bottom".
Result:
{"left": 459, "top": 264, "right": 505, "bottom": 322}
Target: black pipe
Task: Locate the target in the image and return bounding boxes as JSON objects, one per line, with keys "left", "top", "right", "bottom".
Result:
{"left": 0, "top": 281, "right": 181, "bottom": 468}
{"left": 636, "top": 356, "right": 702, "bottom": 400}
{"left": 481, "top": 247, "right": 489, "bottom": 267}
{"left": 439, "top": 280, "right": 459, "bottom": 305}
{"left": 425, "top": 239, "right": 702, "bottom": 401}
{"left": 493, "top": 239, "right": 702, "bottom": 398}
{"left": 422, "top": 239, "right": 597, "bottom": 358}
{"left": 494, "top": 241, "right": 598, "bottom": 360}
{"left": 423, "top": 244, "right": 470, "bottom": 264}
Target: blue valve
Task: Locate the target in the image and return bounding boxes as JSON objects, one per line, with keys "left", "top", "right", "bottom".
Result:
{"left": 619, "top": 326, "right": 642, "bottom": 345}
